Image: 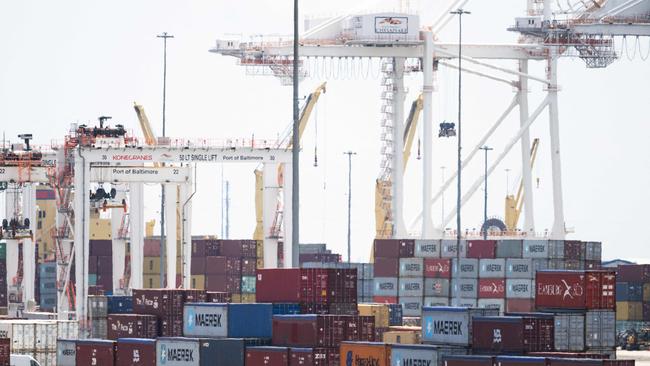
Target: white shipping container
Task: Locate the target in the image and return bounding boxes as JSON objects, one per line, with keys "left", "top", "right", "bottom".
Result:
{"left": 57, "top": 339, "right": 76, "bottom": 366}
{"left": 479, "top": 259, "right": 506, "bottom": 278}
{"left": 424, "top": 278, "right": 451, "bottom": 297}
{"left": 506, "top": 279, "right": 534, "bottom": 299}
{"left": 156, "top": 338, "right": 200, "bottom": 366}
{"left": 390, "top": 344, "right": 467, "bottom": 366}
{"left": 451, "top": 259, "right": 478, "bottom": 279}
{"left": 477, "top": 299, "right": 505, "bottom": 315}
{"left": 57, "top": 320, "right": 79, "bottom": 340}
{"left": 523, "top": 240, "right": 549, "bottom": 258}
{"left": 451, "top": 279, "right": 478, "bottom": 299}
{"left": 399, "top": 296, "right": 423, "bottom": 317}
{"left": 441, "top": 240, "right": 467, "bottom": 258}
{"left": 399, "top": 258, "right": 424, "bottom": 277}
{"left": 34, "top": 321, "right": 57, "bottom": 351}
{"left": 415, "top": 240, "right": 441, "bottom": 258}
{"left": 506, "top": 258, "right": 534, "bottom": 279}
{"left": 374, "top": 277, "right": 399, "bottom": 296}
{"left": 0, "top": 320, "right": 36, "bottom": 351}
{"left": 399, "top": 278, "right": 424, "bottom": 297}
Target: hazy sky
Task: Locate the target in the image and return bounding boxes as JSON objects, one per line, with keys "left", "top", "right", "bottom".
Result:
{"left": 0, "top": 1, "right": 648, "bottom": 262}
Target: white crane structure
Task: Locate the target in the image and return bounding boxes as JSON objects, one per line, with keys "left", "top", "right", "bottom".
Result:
{"left": 210, "top": 0, "right": 649, "bottom": 240}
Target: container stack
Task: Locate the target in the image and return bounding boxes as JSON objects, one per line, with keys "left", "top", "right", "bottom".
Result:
{"left": 88, "top": 240, "right": 112, "bottom": 293}
{"left": 615, "top": 264, "right": 650, "bottom": 333}
{"left": 299, "top": 243, "right": 342, "bottom": 265}
{"left": 132, "top": 288, "right": 207, "bottom": 337}
{"left": 37, "top": 261, "right": 57, "bottom": 312}
{"left": 0, "top": 243, "right": 7, "bottom": 312}
{"left": 303, "top": 262, "right": 374, "bottom": 303}
{"left": 0, "top": 319, "right": 77, "bottom": 366}
{"left": 373, "top": 239, "right": 418, "bottom": 315}
{"left": 88, "top": 295, "right": 108, "bottom": 338}
{"left": 443, "top": 355, "right": 634, "bottom": 366}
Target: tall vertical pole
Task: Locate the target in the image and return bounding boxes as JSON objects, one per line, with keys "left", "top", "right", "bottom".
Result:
{"left": 421, "top": 31, "right": 435, "bottom": 238}
{"left": 519, "top": 60, "right": 535, "bottom": 234}
{"left": 480, "top": 146, "right": 493, "bottom": 239}
{"left": 344, "top": 151, "right": 356, "bottom": 263}
{"left": 157, "top": 32, "right": 173, "bottom": 286}
{"left": 440, "top": 166, "right": 446, "bottom": 227}
{"left": 292, "top": 0, "right": 300, "bottom": 267}
{"left": 451, "top": 9, "right": 469, "bottom": 304}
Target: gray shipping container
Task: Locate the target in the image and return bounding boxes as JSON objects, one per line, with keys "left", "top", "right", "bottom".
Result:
{"left": 157, "top": 338, "right": 201, "bottom": 366}
{"left": 399, "top": 258, "right": 424, "bottom": 277}
{"left": 506, "top": 279, "right": 534, "bottom": 299}
{"left": 399, "top": 296, "right": 423, "bottom": 317}
{"left": 390, "top": 344, "right": 468, "bottom": 366}
{"left": 424, "top": 297, "right": 450, "bottom": 307}
{"left": 441, "top": 240, "right": 467, "bottom": 258}
{"left": 56, "top": 339, "right": 76, "bottom": 366}
{"left": 451, "top": 279, "right": 478, "bottom": 299}
{"left": 358, "top": 279, "right": 374, "bottom": 299}
{"left": 477, "top": 299, "right": 505, "bottom": 314}
{"left": 424, "top": 278, "right": 451, "bottom": 297}
{"left": 523, "top": 240, "right": 549, "bottom": 259}
{"left": 90, "top": 318, "right": 107, "bottom": 339}
{"left": 479, "top": 259, "right": 505, "bottom": 278}
{"left": 586, "top": 310, "right": 616, "bottom": 349}
{"left": 506, "top": 258, "right": 534, "bottom": 279}
{"left": 415, "top": 239, "right": 442, "bottom": 258}
{"left": 548, "top": 259, "right": 566, "bottom": 270}
{"left": 421, "top": 307, "right": 499, "bottom": 345}
{"left": 184, "top": 304, "right": 228, "bottom": 338}
{"left": 548, "top": 240, "right": 565, "bottom": 259}
{"left": 532, "top": 258, "right": 549, "bottom": 273}
{"left": 450, "top": 298, "right": 477, "bottom": 307}
{"left": 374, "top": 277, "right": 399, "bottom": 296}
{"left": 451, "top": 259, "right": 478, "bottom": 279}
{"left": 585, "top": 242, "right": 602, "bottom": 261}
{"left": 399, "top": 278, "right": 424, "bottom": 297}
{"left": 199, "top": 338, "right": 246, "bottom": 366}
{"left": 554, "top": 313, "right": 585, "bottom": 351}
{"left": 496, "top": 240, "right": 523, "bottom": 258}
{"left": 88, "top": 296, "right": 108, "bottom": 318}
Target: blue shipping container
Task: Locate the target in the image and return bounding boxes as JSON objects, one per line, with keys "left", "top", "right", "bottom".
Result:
{"left": 39, "top": 280, "right": 57, "bottom": 295}
{"left": 616, "top": 282, "right": 643, "bottom": 302}
{"left": 39, "top": 262, "right": 57, "bottom": 278}
{"left": 183, "top": 303, "right": 273, "bottom": 338}
{"left": 272, "top": 303, "right": 301, "bottom": 315}
{"left": 388, "top": 303, "right": 403, "bottom": 326}
{"left": 107, "top": 296, "right": 133, "bottom": 314}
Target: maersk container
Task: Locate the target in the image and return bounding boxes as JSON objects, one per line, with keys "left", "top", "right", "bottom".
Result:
{"left": 496, "top": 240, "right": 523, "bottom": 259}
{"left": 398, "top": 278, "right": 423, "bottom": 297}
{"left": 117, "top": 338, "right": 156, "bottom": 366}
{"left": 399, "top": 296, "right": 423, "bottom": 317}
{"left": 523, "top": 240, "right": 549, "bottom": 259}
{"left": 496, "top": 356, "right": 546, "bottom": 366}
{"left": 479, "top": 259, "right": 505, "bottom": 278}
{"left": 585, "top": 310, "right": 616, "bottom": 349}
{"left": 156, "top": 337, "right": 200, "bottom": 366}
{"left": 183, "top": 303, "right": 272, "bottom": 338}
{"left": 451, "top": 298, "right": 477, "bottom": 308}
{"left": 441, "top": 240, "right": 467, "bottom": 258}
{"left": 415, "top": 239, "right": 442, "bottom": 258}
{"left": 374, "top": 277, "right": 399, "bottom": 297}
{"left": 390, "top": 344, "right": 468, "bottom": 366}
{"left": 424, "top": 278, "right": 451, "bottom": 297}
{"left": 399, "top": 258, "right": 424, "bottom": 277}
{"left": 478, "top": 299, "right": 505, "bottom": 314}
{"left": 506, "top": 279, "right": 534, "bottom": 299}
{"left": 506, "top": 259, "right": 533, "bottom": 279}
{"left": 443, "top": 355, "right": 495, "bottom": 366}
{"left": 424, "top": 297, "right": 450, "bottom": 307}
{"left": 56, "top": 339, "right": 76, "bottom": 366}
{"left": 554, "top": 313, "right": 585, "bottom": 352}
{"left": 451, "top": 279, "right": 478, "bottom": 299}
{"left": 451, "top": 259, "right": 478, "bottom": 279}
{"left": 421, "top": 307, "right": 499, "bottom": 346}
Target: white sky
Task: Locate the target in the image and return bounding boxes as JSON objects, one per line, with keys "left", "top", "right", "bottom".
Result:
{"left": 0, "top": 1, "right": 648, "bottom": 262}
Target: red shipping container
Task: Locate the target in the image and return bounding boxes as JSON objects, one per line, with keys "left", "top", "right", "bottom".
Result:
{"left": 289, "top": 348, "right": 329, "bottom": 366}
{"left": 116, "top": 339, "right": 156, "bottom": 366}
{"left": 564, "top": 241, "right": 584, "bottom": 260}
{"left": 159, "top": 315, "right": 184, "bottom": 337}
{"left": 0, "top": 338, "right": 9, "bottom": 366}
{"left": 256, "top": 269, "right": 301, "bottom": 302}
{"left": 273, "top": 315, "right": 368, "bottom": 348}
{"left": 535, "top": 270, "right": 615, "bottom": 310}
{"left": 246, "top": 347, "right": 289, "bottom": 366}
{"left": 221, "top": 239, "right": 258, "bottom": 258}
{"left": 547, "top": 359, "right": 603, "bottom": 366}
{"left": 107, "top": 314, "right": 158, "bottom": 339}
{"left": 443, "top": 356, "right": 495, "bottom": 366}
{"left": 528, "top": 352, "right": 610, "bottom": 359}
{"left": 88, "top": 256, "right": 98, "bottom": 274}
{"left": 76, "top": 340, "right": 116, "bottom": 366}
{"left": 373, "top": 239, "right": 414, "bottom": 258}
{"left": 241, "top": 258, "right": 257, "bottom": 276}
{"left": 372, "top": 296, "right": 398, "bottom": 304}
{"left": 205, "top": 274, "right": 241, "bottom": 293}
{"left": 90, "top": 240, "right": 112, "bottom": 256}
{"left": 374, "top": 257, "right": 399, "bottom": 277}
{"left": 424, "top": 258, "right": 452, "bottom": 278}
{"left": 472, "top": 316, "right": 554, "bottom": 354}
{"left": 132, "top": 289, "right": 185, "bottom": 317}
{"left": 617, "top": 264, "right": 650, "bottom": 282}
{"left": 191, "top": 257, "right": 205, "bottom": 275}
{"left": 506, "top": 299, "right": 535, "bottom": 313}
{"left": 205, "top": 256, "right": 241, "bottom": 275}
{"left": 144, "top": 239, "right": 161, "bottom": 257}
{"left": 206, "top": 291, "right": 231, "bottom": 303}
{"left": 467, "top": 240, "right": 497, "bottom": 259}
{"left": 479, "top": 278, "right": 506, "bottom": 299}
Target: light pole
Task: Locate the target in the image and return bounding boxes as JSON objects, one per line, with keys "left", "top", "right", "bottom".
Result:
{"left": 505, "top": 168, "right": 511, "bottom": 195}
{"left": 157, "top": 31, "right": 173, "bottom": 286}
{"left": 440, "top": 166, "right": 446, "bottom": 227}
{"left": 291, "top": 0, "right": 300, "bottom": 268}
{"left": 480, "top": 146, "right": 493, "bottom": 239}
{"left": 450, "top": 8, "right": 469, "bottom": 303}
{"left": 344, "top": 151, "right": 357, "bottom": 264}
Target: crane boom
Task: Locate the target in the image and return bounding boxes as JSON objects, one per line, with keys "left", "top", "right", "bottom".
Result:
{"left": 505, "top": 138, "right": 540, "bottom": 231}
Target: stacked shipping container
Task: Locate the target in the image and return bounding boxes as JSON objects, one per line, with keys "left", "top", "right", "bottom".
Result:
{"left": 37, "top": 262, "right": 56, "bottom": 311}
{"left": 616, "top": 264, "right": 650, "bottom": 327}
{"left": 88, "top": 240, "right": 113, "bottom": 293}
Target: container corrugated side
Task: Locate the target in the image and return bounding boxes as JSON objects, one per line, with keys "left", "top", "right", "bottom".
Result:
{"left": 421, "top": 307, "right": 498, "bottom": 346}
{"left": 340, "top": 342, "right": 390, "bottom": 366}
{"left": 156, "top": 337, "right": 200, "bottom": 366}
{"left": 183, "top": 303, "right": 272, "bottom": 338}
{"left": 56, "top": 339, "right": 76, "bottom": 366}
{"left": 390, "top": 344, "right": 467, "bottom": 366}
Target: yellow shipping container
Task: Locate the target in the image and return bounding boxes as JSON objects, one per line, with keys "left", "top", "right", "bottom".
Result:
{"left": 644, "top": 283, "right": 650, "bottom": 303}
{"left": 143, "top": 257, "right": 161, "bottom": 275}
{"left": 358, "top": 304, "right": 390, "bottom": 328}
{"left": 191, "top": 275, "right": 205, "bottom": 290}
{"left": 231, "top": 294, "right": 241, "bottom": 303}
{"left": 90, "top": 218, "right": 112, "bottom": 240}
{"left": 383, "top": 330, "right": 421, "bottom": 344}
{"left": 256, "top": 259, "right": 264, "bottom": 269}
{"left": 241, "top": 293, "right": 256, "bottom": 303}
{"left": 617, "top": 301, "right": 643, "bottom": 321}
{"left": 256, "top": 241, "right": 264, "bottom": 258}
{"left": 143, "top": 275, "right": 162, "bottom": 289}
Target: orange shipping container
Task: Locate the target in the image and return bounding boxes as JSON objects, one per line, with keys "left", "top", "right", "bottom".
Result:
{"left": 340, "top": 342, "right": 391, "bottom": 366}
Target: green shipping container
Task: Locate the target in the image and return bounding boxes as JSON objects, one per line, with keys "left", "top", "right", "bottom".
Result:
{"left": 241, "top": 276, "right": 256, "bottom": 294}
{"left": 0, "top": 242, "right": 6, "bottom": 260}
{"left": 88, "top": 274, "right": 97, "bottom": 286}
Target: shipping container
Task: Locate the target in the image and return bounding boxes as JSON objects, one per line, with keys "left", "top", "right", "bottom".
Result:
{"left": 388, "top": 304, "right": 403, "bottom": 326}
{"left": 616, "top": 301, "right": 644, "bottom": 321}
{"left": 477, "top": 299, "right": 505, "bottom": 314}
{"left": 496, "top": 240, "right": 523, "bottom": 259}
{"left": 506, "top": 279, "right": 534, "bottom": 299}
{"left": 273, "top": 303, "right": 302, "bottom": 315}
{"left": 415, "top": 239, "right": 442, "bottom": 258}
{"left": 132, "top": 289, "right": 185, "bottom": 317}
{"left": 496, "top": 356, "right": 546, "bottom": 366}
{"left": 467, "top": 240, "right": 497, "bottom": 259}
{"left": 400, "top": 297, "right": 423, "bottom": 317}
{"left": 585, "top": 310, "right": 616, "bottom": 349}
{"left": 382, "top": 329, "right": 420, "bottom": 344}
{"left": 374, "top": 278, "right": 399, "bottom": 297}
{"left": 585, "top": 242, "right": 602, "bottom": 261}
{"left": 375, "top": 257, "right": 400, "bottom": 277}
{"left": 156, "top": 337, "right": 200, "bottom": 366}
{"left": 548, "top": 241, "right": 565, "bottom": 259}
{"left": 478, "top": 279, "right": 506, "bottom": 299}
{"left": 289, "top": 347, "right": 329, "bottom": 366}
{"left": 358, "top": 304, "right": 390, "bottom": 328}
{"left": 107, "top": 314, "right": 158, "bottom": 339}
{"left": 76, "top": 339, "right": 116, "bottom": 366}
{"left": 106, "top": 295, "right": 133, "bottom": 314}
{"left": 256, "top": 269, "right": 301, "bottom": 303}
{"left": 523, "top": 240, "right": 549, "bottom": 259}
{"left": 535, "top": 270, "right": 616, "bottom": 310}
{"left": 424, "top": 297, "right": 450, "bottom": 307}
{"left": 198, "top": 338, "right": 260, "bottom": 366}
{"left": 56, "top": 339, "right": 76, "bottom": 366}
{"left": 452, "top": 279, "right": 478, "bottom": 299}
{"left": 116, "top": 338, "right": 156, "bottom": 366}
{"left": 451, "top": 298, "right": 478, "bottom": 308}
{"left": 221, "top": 240, "right": 257, "bottom": 258}
{"left": 205, "top": 274, "right": 242, "bottom": 293}
{"left": 273, "top": 315, "right": 341, "bottom": 347}
{"left": 183, "top": 303, "right": 272, "bottom": 338}
{"left": 452, "top": 259, "right": 479, "bottom": 279}
{"left": 564, "top": 241, "right": 584, "bottom": 260}
{"left": 425, "top": 259, "right": 452, "bottom": 279}
{"left": 479, "top": 259, "right": 506, "bottom": 278}
{"left": 443, "top": 355, "right": 495, "bottom": 366}
{"left": 616, "top": 282, "right": 643, "bottom": 302}
{"left": 246, "top": 346, "right": 290, "bottom": 366}
{"left": 472, "top": 316, "right": 554, "bottom": 354}
{"left": 554, "top": 313, "right": 585, "bottom": 352}
{"left": 390, "top": 344, "right": 467, "bottom": 366}
{"left": 399, "top": 258, "right": 424, "bottom": 277}
{"left": 441, "top": 240, "right": 467, "bottom": 259}
{"left": 505, "top": 259, "right": 534, "bottom": 279}
{"left": 421, "top": 307, "right": 499, "bottom": 346}
{"left": 425, "top": 278, "right": 451, "bottom": 297}
{"left": 398, "top": 278, "right": 423, "bottom": 297}
{"left": 340, "top": 342, "right": 390, "bottom": 366}
{"left": 546, "top": 358, "right": 604, "bottom": 366}
{"left": 205, "top": 256, "right": 242, "bottom": 275}
{"left": 374, "top": 239, "right": 415, "bottom": 258}
{"left": 617, "top": 264, "right": 650, "bottom": 282}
